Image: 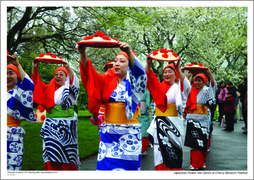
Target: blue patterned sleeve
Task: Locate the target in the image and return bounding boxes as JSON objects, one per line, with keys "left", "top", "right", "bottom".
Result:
{"left": 7, "top": 74, "right": 37, "bottom": 123}
{"left": 125, "top": 57, "right": 147, "bottom": 119}
{"left": 130, "top": 57, "right": 147, "bottom": 80}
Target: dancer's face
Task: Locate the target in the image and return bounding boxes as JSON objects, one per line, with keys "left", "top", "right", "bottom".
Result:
{"left": 54, "top": 70, "right": 67, "bottom": 87}
{"left": 113, "top": 55, "right": 128, "bottom": 78}
{"left": 163, "top": 67, "right": 176, "bottom": 85}
{"left": 7, "top": 69, "right": 18, "bottom": 91}
{"left": 194, "top": 77, "right": 205, "bottom": 91}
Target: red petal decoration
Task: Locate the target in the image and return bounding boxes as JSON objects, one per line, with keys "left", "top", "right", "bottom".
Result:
{"left": 94, "top": 31, "right": 105, "bottom": 37}
{"left": 41, "top": 115, "right": 46, "bottom": 121}
{"left": 83, "top": 36, "right": 94, "bottom": 40}
{"left": 7, "top": 50, "right": 9, "bottom": 54}
{"left": 160, "top": 48, "right": 167, "bottom": 53}
{"left": 59, "top": 57, "right": 62, "bottom": 59}
{"left": 153, "top": 51, "right": 159, "bottom": 56}
{"left": 51, "top": 54, "right": 57, "bottom": 58}
{"left": 172, "top": 52, "right": 178, "bottom": 57}
{"left": 46, "top": 52, "right": 50, "bottom": 55}
{"left": 198, "top": 63, "right": 203, "bottom": 67}
{"left": 39, "top": 106, "right": 45, "bottom": 112}
{"left": 102, "top": 36, "right": 111, "bottom": 40}
{"left": 38, "top": 53, "right": 44, "bottom": 57}
{"left": 162, "top": 53, "right": 169, "bottom": 58}
{"left": 168, "top": 50, "right": 172, "bottom": 52}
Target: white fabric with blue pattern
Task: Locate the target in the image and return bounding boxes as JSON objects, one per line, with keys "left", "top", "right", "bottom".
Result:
{"left": 7, "top": 74, "right": 36, "bottom": 171}
{"left": 7, "top": 127, "right": 25, "bottom": 171}
{"left": 7, "top": 74, "right": 36, "bottom": 123}
{"left": 108, "top": 57, "right": 147, "bottom": 119}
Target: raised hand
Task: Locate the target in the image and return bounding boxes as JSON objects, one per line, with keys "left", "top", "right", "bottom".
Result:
{"left": 62, "top": 59, "right": 69, "bottom": 69}
{"left": 77, "top": 44, "right": 86, "bottom": 54}
{"left": 9, "top": 55, "right": 19, "bottom": 66}
{"left": 119, "top": 42, "right": 131, "bottom": 53}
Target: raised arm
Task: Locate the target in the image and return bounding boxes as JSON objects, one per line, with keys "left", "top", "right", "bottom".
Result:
{"left": 206, "top": 68, "right": 215, "bottom": 87}
{"left": 173, "top": 59, "right": 185, "bottom": 82}
{"left": 62, "top": 59, "right": 74, "bottom": 81}
{"left": 78, "top": 44, "right": 88, "bottom": 67}
{"left": 9, "top": 55, "right": 25, "bottom": 81}
{"left": 119, "top": 42, "right": 134, "bottom": 68}
{"left": 145, "top": 57, "right": 153, "bottom": 74}
{"left": 32, "top": 60, "right": 39, "bottom": 77}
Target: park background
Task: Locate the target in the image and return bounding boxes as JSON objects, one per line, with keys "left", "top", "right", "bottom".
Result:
{"left": 2, "top": 0, "right": 253, "bottom": 175}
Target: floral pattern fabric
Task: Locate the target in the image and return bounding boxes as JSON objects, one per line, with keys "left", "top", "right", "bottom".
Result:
{"left": 7, "top": 127, "right": 25, "bottom": 171}
{"left": 97, "top": 123, "right": 142, "bottom": 171}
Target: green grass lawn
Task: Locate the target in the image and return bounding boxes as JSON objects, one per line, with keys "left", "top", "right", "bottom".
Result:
{"left": 21, "top": 110, "right": 99, "bottom": 171}
{"left": 77, "top": 110, "right": 92, "bottom": 117}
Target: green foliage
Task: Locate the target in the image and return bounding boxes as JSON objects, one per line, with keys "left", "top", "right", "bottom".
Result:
{"left": 7, "top": 6, "right": 248, "bottom": 88}
{"left": 77, "top": 81, "right": 89, "bottom": 111}
{"left": 20, "top": 114, "right": 100, "bottom": 171}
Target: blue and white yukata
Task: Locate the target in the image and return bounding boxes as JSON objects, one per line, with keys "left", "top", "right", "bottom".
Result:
{"left": 35, "top": 73, "right": 80, "bottom": 169}
{"left": 80, "top": 56, "right": 147, "bottom": 171}
{"left": 7, "top": 74, "right": 37, "bottom": 171}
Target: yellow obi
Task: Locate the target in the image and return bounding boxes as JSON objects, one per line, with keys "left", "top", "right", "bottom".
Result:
{"left": 155, "top": 103, "right": 178, "bottom": 117}
{"left": 189, "top": 104, "right": 208, "bottom": 115}
{"left": 104, "top": 103, "right": 140, "bottom": 124}
{"left": 7, "top": 115, "right": 22, "bottom": 127}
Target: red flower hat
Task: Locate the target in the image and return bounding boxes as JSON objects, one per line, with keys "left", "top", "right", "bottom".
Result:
{"left": 77, "top": 31, "right": 120, "bottom": 48}
{"left": 34, "top": 52, "right": 65, "bottom": 64}
{"left": 182, "top": 62, "right": 208, "bottom": 71}
{"left": 148, "top": 48, "right": 180, "bottom": 62}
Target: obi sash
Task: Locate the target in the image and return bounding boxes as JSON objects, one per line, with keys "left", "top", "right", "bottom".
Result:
{"left": 189, "top": 104, "right": 208, "bottom": 115}
{"left": 104, "top": 103, "right": 140, "bottom": 124}
{"left": 7, "top": 115, "right": 21, "bottom": 127}
{"left": 155, "top": 103, "right": 178, "bottom": 117}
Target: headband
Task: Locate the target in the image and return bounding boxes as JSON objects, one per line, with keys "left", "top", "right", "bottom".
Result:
{"left": 163, "top": 63, "right": 179, "bottom": 80}
{"left": 194, "top": 73, "right": 207, "bottom": 84}
{"left": 7, "top": 64, "right": 20, "bottom": 78}
{"left": 117, "top": 51, "right": 129, "bottom": 60}
{"left": 54, "top": 67, "right": 69, "bottom": 76}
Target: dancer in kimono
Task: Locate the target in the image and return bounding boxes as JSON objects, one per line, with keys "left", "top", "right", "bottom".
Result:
{"left": 145, "top": 57, "right": 191, "bottom": 170}
{"left": 31, "top": 59, "right": 80, "bottom": 170}
{"left": 184, "top": 71, "right": 216, "bottom": 170}
{"left": 78, "top": 42, "right": 147, "bottom": 171}
{"left": 7, "top": 55, "right": 37, "bottom": 171}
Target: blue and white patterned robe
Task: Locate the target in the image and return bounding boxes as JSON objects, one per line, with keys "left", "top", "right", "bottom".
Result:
{"left": 39, "top": 73, "right": 80, "bottom": 168}
{"left": 97, "top": 57, "right": 147, "bottom": 171}
{"left": 7, "top": 74, "right": 37, "bottom": 171}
